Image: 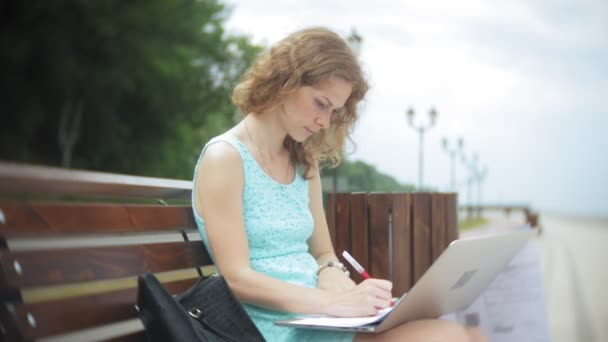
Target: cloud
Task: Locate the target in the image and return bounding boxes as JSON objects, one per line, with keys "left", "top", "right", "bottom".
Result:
{"left": 224, "top": 0, "right": 608, "bottom": 217}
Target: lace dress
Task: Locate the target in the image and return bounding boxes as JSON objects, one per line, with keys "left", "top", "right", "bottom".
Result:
{"left": 192, "top": 133, "right": 355, "bottom": 342}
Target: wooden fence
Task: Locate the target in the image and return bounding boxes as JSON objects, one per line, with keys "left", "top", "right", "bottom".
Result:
{"left": 326, "top": 192, "right": 459, "bottom": 297}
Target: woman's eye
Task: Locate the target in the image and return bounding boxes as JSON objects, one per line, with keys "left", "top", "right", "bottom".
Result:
{"left": 315, "top": 99, "right": 327, "bottom": 109}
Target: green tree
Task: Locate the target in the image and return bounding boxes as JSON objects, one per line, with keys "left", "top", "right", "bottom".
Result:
{"left": 321, "top": 159, "right": 416, "bottom": 192}
{"left": 0, "top": 0, "right": 261, "bottom": 179}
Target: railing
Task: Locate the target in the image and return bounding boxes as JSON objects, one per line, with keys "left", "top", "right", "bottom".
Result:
{"left": 325, "top": 192, "right": 459, "bottom": 297}
{"left": 459, "top": 204, "right": 539, "bottom": 227}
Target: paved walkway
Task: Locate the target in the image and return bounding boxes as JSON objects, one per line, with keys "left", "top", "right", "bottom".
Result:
{"left": 464, "top": 213, "right": 608, "bottom": 342}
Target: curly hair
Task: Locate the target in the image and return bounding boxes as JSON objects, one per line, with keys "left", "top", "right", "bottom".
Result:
{"left": 232, "top": 27, "right": 368, "bottom": 178}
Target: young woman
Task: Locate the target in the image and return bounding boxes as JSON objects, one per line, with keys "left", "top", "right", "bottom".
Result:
{"left": 193, "top": 27, "right": 487, "bottom": 342}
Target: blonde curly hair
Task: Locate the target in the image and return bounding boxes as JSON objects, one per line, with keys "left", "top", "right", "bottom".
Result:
{"left": 232, "top": 27, "right": 368, "bottom": 178}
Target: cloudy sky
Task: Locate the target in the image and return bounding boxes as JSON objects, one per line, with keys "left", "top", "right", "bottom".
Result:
{"left": 223, "top": 0, "right": 608, "bottom": 218}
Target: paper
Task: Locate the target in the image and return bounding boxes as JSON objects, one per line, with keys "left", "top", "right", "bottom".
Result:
{"left": 442, "top": 240, "right": 552, "bottom": 342}
{"left": 285, "top": 307, "right": 393, "bottom": 327}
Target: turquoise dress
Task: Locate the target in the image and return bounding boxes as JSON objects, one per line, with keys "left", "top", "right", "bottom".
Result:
{"left": 192, "top": 133, "right": 355, "bottom": 342}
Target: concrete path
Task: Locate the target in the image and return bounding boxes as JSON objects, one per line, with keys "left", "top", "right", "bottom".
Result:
{"left": 464, "top": 213, "right": 608, "bottom": 342}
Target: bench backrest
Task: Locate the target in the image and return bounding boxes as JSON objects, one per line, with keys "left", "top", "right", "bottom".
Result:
{"left": 326, "top": 192, "right": 459, "bottom": 297}
{"left": 0, "top": 162, "right": 211, "bottom": 341}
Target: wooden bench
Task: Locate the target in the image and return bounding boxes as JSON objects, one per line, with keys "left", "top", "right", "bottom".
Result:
{"left": 0, "top": 162, "right": 213, "bottom": 341}
{"left": 0, "top": 162, "right": 460, "bottom": 341}
{"left": 326, "top": 192, "right": 459, "bottom": 297}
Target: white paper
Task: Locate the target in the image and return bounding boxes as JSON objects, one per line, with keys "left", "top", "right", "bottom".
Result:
{"left": 286, "top": 307, "right": 393, "bottom": 327}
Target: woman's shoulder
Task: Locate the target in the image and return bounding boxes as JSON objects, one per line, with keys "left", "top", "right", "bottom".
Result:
{"left": 200, "top": 137, "right": 242, "bottom": 168}
{"left": 195, "top": 138, "right": 244, "bottom": 192}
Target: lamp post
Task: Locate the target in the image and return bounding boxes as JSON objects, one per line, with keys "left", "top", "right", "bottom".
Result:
{"left": 330, "top": 28, "right": 363, "bottom": 193}
{"left": 461, "top": 152, "right": 478, "bottom": 218}
{"left": 477, "top": 166, "right": 488, "bottom": 217}
{"left": 406, "top": 107, "right": 437, "bottom": 190}
{"left": 346, "top": 28, "right": 362, "bottom": 57}
{"left": 441, "top": 137, "right": 463, "bottom": 192}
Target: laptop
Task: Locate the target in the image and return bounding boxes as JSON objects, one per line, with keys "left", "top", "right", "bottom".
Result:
{"left": 275, "top": 227, "right": 536, "bottom": 333}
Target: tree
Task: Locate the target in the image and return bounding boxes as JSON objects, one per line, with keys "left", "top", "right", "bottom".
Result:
{"left": 321, "top": 159, "right": 416, "bottom": 192}
{"left": 0, "top": 0, "right": 261, "bottom": 179}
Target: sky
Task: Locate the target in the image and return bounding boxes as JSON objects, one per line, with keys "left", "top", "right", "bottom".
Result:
{"left": 223, "top": 0, "right": 608, "bottom": 218}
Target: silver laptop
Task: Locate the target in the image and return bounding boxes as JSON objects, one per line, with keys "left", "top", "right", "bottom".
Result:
{"left": 275, "top": 227, "right": 536, "bottom": 333}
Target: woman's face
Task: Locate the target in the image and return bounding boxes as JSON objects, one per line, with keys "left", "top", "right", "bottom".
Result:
{"left": 281, "top": 76, "right": 353, "bottom": 142}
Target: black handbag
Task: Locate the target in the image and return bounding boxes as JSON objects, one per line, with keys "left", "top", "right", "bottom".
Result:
{"left": 136, "top": 272, "right": 265, "bottom": 342}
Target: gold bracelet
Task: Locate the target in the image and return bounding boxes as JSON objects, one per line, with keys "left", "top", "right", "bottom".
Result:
{"left": 317, "top": 260, "right": 350, "bottom": 276}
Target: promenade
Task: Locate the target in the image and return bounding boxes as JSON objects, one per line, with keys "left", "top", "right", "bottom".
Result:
{"left": 464, "top": 212, "right": 608, "bottom": 342}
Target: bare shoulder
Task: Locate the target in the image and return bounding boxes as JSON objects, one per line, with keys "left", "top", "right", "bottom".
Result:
{"left": 201, "top": 140, "right": 241, "bottom": 164}
{"left": 195, "top": 140, "right": 243, "bottom": 188}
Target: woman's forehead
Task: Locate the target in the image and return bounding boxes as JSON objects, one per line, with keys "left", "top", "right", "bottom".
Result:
{"left": 310, "top": 76, "right": 353, "bottom": 107}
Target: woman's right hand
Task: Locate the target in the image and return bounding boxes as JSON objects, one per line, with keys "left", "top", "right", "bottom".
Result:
{"left": 321, "top": 278, "right": 393, "bottom": 317}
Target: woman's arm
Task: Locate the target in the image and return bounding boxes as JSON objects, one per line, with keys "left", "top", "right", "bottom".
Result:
{"left": 194, "top": 142, "right": 328, "bottom": 314}
{"left": 195, "top": 145, "right": 391, "bottom": 316}
{"left": 306, "top": 166, "right": 356, "bottom": 291}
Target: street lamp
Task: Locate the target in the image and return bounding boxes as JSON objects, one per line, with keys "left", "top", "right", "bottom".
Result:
{"left": 330, "top": 28, "right": 363, "bottom": 193}
{"left": 461, "top": 152, "right": 478, "bottom": 210}
{"left": 441, "top": 137, "right": 463, "bottom": 191}
{"left": 346, "top": 28, "right": 363, "bottom": 57}
{"left": 406, "top": 107, "right": 437, "bottom": 190}
{"left": 461, "top": 152, "right": 489, "bottom": 218}
{"left": 477, "top": 165, "right": 488, "bottom": 217}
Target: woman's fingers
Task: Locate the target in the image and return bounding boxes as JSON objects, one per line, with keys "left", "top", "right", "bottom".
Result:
{"left": 364, "top": 278, "right": 393, "bottom": 291}
{"left": 360, "top": 279, "right": 393, "bottom": 299}
{"left": 325, "top": 278, "right": 394, "bottom": 317}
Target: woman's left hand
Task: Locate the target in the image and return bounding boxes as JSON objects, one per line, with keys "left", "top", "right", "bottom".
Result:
{"left": 317, "top": 266, "right": 356, "bottom": 292}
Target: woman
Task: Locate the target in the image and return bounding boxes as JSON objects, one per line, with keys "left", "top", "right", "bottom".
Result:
{"left": 193, "top": 27, "right": 487, "bottom": 342}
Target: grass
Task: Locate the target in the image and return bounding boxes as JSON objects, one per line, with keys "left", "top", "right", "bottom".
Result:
{"left": 459, "top": 216, "right": 489, "bottom": 231}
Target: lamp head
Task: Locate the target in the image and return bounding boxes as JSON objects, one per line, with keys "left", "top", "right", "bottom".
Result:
{"left": 406, "top": 107, "right": 415, "bottom": 124}
{"left": 429, "top": 107, "right": 438, "bottom": 125}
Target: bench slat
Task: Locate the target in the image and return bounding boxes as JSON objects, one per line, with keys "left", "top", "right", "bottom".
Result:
{"left": 431, "top": 194, "right": 447, "bottom": 263}
{"left": 391, "top": 193, "right": 412, "bottom": 296}
{"left": 348, "top": 193, "right": 368, "bottom": 284}
{"left": 332, "top": 193, "right": 351, "bottom": 269}
{"left": 8, "top": 278, "right": 197, "bottom": 340}
{"left": 1, "top": 241, "right": 211, "bottom": 288}
{"left": 0, "top": 161, "right": 192, "bottom": 200}
{"left": 412, "top": 193, "right": 432, "bottom": 284}
{"left": 446, "top": 193, "right": 460, "bottom": 244}
{"left": 368, "top": 194, "right": 391, "bottom": 280}
{"left": 0, "top": 202, "right": 195, "bottom": 236}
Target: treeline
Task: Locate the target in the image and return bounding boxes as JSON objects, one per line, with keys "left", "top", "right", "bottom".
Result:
{"left": 0, "top": 1, "right": 412, "bottom": 192}
{"left": 321, "top": 160, "right": 415, "bottom": 192}
{"left": 0, "top": 0, "right": 260, "bottom": 179}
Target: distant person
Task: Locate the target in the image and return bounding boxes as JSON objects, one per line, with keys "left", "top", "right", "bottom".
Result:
{"left": 193, "top": 27, "right": 487, "bottom": 342}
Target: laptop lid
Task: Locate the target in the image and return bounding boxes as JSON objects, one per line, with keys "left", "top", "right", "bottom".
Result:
{"left": 376, "top": 227, "right": 536, "bottom": 332}
{"left": 275, "top": 227, "right": 536, "bottom": 333}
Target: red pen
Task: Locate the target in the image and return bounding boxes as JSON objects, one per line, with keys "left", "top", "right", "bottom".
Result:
{"left": 342, "top": 250, "right": 371, "bottom": 279}
{"left": 343, "top": 250, "right": 396, "bottom": 307}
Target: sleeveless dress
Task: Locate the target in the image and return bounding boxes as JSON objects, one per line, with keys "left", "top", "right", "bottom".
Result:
{"left": 192, "top": 133, "right": 355, "bottom": 342}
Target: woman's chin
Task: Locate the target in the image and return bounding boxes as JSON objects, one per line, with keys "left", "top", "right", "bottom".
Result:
{"left": 289, "top": 133, "right": 311, "bottom": 143}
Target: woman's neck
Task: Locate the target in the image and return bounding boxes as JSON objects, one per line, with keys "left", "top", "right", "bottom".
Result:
{"left": 243, "top": 112, "right": 287, "bottom": 158}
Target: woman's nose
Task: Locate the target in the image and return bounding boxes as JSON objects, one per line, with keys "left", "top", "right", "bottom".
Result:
{"left": 316, "top": 111, "right": 331, "bottom": 129}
